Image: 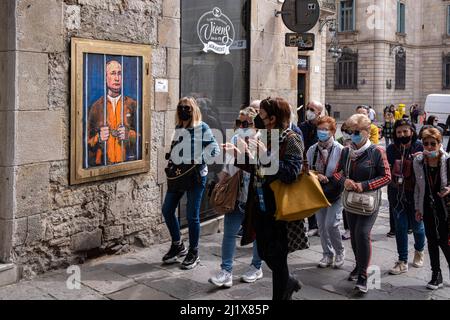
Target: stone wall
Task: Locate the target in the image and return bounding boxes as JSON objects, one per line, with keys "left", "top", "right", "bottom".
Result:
{"left": 0, "top": 0, "right": 180, "bottom": 277}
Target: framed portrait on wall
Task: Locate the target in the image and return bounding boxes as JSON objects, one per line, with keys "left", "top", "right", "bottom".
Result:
{"left": 70, "top": 38, "right": 152, "bottom": 185}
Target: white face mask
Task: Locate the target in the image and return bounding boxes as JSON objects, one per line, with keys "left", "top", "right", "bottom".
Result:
{"left": 306, "top": 110, "right": 317, "bottom": 121}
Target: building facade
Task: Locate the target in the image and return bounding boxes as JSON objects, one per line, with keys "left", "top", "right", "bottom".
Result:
{"left": 0, "top": 0, "right": 332, "bottom": 282}
{"left": 326, "top": 0, "right": 450, "bottom": 120}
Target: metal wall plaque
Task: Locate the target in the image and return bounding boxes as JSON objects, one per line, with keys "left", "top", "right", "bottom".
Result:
{"left": 285, "top": 33, "right": 315, "bottom": 50}
{"left": 281, "top": 0, "right": 320, "bottom": 33}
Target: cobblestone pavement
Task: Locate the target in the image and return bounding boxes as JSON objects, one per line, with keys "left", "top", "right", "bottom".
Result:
{"left": 0, "top": 189, "right": 449, "bottom": 300}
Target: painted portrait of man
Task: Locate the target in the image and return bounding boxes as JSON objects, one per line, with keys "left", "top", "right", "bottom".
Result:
{"left": 84, "top": 56, "right": 142, "bottom": 168}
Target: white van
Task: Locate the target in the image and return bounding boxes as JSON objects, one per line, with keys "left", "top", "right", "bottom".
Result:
{"left": 424, "top": 94, "right": 450, "bottom": 135}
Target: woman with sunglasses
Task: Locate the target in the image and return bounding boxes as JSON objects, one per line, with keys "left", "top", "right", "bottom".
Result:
{"left": 413, "top": 128, "right": 450, "bottom": 290}
{"left": 333, "top": 114, "right": 391, "bottom": 294}
{"left": 161, "top": 97, "right": 220, "bottom": 270}
{"left": 209, "top": 107, "right": 264, "bottom": 288}
{"left": 223, "top": 97, "right": 305, "bottom": 300}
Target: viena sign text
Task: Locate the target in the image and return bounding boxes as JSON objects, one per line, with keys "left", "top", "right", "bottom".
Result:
{"left": 197, "top": 7, "right": 235, "bottom": 55}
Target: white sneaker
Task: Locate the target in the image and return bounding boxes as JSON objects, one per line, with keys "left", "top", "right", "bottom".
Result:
{"left": 308, "top": 228, "right": 319, "bottom": 237}
{"left": 341, "top": 230, "right": 351, "bottom": 240}
{"left": 389, "top": 261, "right": 408, "bottom": 275}
{"left": 209, "top": 269, "right": 233, "bottom": 288}
{"left": 241, "top": 265, "right": 263, "bottom": 283}
{"left": 334, "top": 253, "right": 345, "bottom": 269}
{"left": 318, "top": 256, "right": 334, "bottom": 268}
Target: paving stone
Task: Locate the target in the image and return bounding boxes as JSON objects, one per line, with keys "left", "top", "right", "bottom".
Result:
{"left": 107, "top": 284, "right": 175, "bottom": 300}
{"left": 79, "top": 268, "right": 136, "bottom": 295}
{"left": 0, "top": 281, "right": 54, "bottom": 300}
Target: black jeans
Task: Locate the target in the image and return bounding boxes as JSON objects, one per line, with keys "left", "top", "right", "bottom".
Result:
{"left": 255, "top": 213, "right": 290, "bottom": 300}
{"left": 308, "top": 215, "right": 318, "bottom": 230}
{"left": 423, "top": 209, "right": 450, "bottom": 273}
{"left": 387, "top": 186, "right": 396, "bottom": 233}
{"left": 346, "top": 210, "right": 379, "bottom": 277}
{"left": 343, "top": 209, "right": 349, "bottom": 230}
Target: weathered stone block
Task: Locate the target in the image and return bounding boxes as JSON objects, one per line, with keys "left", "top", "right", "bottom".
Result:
{"left": 157, "top": 146, "right": 167, "bottom": 185}
{"left": 154, "top": 92, "right": 169, "bottom": 111}
{"left": 15, "top": 111, "right": 63, "bottom": 165}
{"left": 104, "top": 225, "right": 124, "bottom": 241}
{"left": 17, "top": 52, "right": 49, "bottom": 111}
{"left": 0, "top": 167, "right": 14, "bottom": 221}
{"left": 12, "top": 217, "right": 27, "bottom": 247}
{"left": 0, "top": 0, "right": 16, "bottom": 51}
{"left": 65, "top": 4, "right": 80, "bottom": 31}
{"left": 16, "top": 0, "right": 64, "bottom": 53}
{"left": 15, "top": 163, "right": 50, "bottom": 218}
{"left": 0, "top": 263, "right": 20, "bottom": 287}
{"left": 152, "top": 47, "right": 166, "bottom": 78}
{"left": 0, "top": 219, "right": 13, "bottom": 262}
{"left": 71, "top": 229, "right": 102, "bottom": 252}
{"left": 168, "top": 79, "right": 180, "bottom": 109}
{"left": 167, "top": 48, "right": 180, "bottom": 79}
{"left": 27, "top": 214, "right": 43, "bottom": 243}
{"left": 158, "top": 18, "right": 180, "bottom": 49}
{"left": 0, "top": 52, "right": 16, "bottom": 111}
{"left": 162, "top": 0, "right": 180, "bottom": 18}
{"left": 0, "top": 111, "right": 15, "bottom": 166}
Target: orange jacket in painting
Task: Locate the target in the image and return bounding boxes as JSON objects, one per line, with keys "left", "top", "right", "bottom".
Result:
{"left": 87, "top": 96, "right": 138, "bottom": 166}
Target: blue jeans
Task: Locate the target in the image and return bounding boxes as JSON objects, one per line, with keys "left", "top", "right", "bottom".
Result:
{"left": 162, "top": 176, "right": 207, "bottom": 250}
{"left": 394, "top": 204, "right": 425, "bottom": 262}
{"left": 316, "top": 200, "right": 345, "bottom": 258}
{"left": 221, "top": 204, "right": 262, "bottom": 273}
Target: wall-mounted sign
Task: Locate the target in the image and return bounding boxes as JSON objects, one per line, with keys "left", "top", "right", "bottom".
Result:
{"left": 298, "top": 56, "right": 309, "bottom": 70}
{"left": 280, "top": 0, "right": 320, "bottom": 33}
{"left": 155, "top": 79, "right": 168, "bottom": 93}
{"left": 197, "top": 7, "right": 235, "bottom": 55}
{"left": 285, "top": 33, "right": 315, "bottom": 50}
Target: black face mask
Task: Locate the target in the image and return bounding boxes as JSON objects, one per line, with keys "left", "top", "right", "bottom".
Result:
{"left": 254, "top": 115, "right": 266, "bottom": 129}
{"left": 398, "top": 136, "right": 411, "bottom": 145}
{"left": 178, "top": 109, "right": 192, "bottom": 121}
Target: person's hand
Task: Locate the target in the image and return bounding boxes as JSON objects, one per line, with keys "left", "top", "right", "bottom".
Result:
{"left": 438, "top": 186, "right": 450, "bottom": 198}
{"left": 247, "top": 138, "right": 267, "bottom": 153}
{"left": 317, "top": 174, "right": 329, "bottom": 184}
{"left": 415, "top": 210, "right": 423, "bottom": 222}
{"left": 354, "top": 182, "right": 364, "bottom": 193}
{"left": 344, "top": 179, "right": 357, "bottom": 191}
{"left": 99, "top": 126, "right": 110, "bottom": 142}
{"left": 117, "top": 125, "right": 126, "bottom": 141}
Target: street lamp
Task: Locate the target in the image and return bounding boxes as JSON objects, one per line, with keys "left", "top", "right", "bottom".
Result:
{"left": 320, "top": 17, "right": 342, "bottom": 62}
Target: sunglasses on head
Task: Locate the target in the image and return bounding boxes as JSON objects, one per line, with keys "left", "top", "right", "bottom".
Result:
{"left": 235, "top": 119, "right": 253, "bottom": 128}
{"left": 344, "top": 130, "right": 360, "bottom": 135}
{"left": 423, "top": 141, "right": 438, "bottom": 147}
{"left": 177, "top": 104, "right": 191, "bottom": 111}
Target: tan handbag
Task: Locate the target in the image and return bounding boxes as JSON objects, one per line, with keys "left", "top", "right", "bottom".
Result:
{"left": 210, "top": 171, "right": 241, "bottom": 214}
{"left": 271, "top": 160, "right": 331, "bottom": 222}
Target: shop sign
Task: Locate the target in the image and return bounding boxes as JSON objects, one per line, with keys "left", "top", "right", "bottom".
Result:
{"left": 197, "top": 7, "right": 235, "bottom": 55}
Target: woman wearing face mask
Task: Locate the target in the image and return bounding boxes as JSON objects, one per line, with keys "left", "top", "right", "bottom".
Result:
{"left": 413, "top": 128, "right": 450, "bottom": 290}
{"left": 306, "top": 116, "right": 345, "bottom": 268}
{"left": 333, "top": 114, "right": 391, "bottom": 294}
{"left": 209, "top": 107, "right": 264, "bottom": 288}
{"left": 161, "top": 97, "right": 220, "bottom": 270}
{"left": 386, "top": 119, "right": 425, "bottom": 275}
{"left": 224, "top": 97, "right": 305, "bottom": 300}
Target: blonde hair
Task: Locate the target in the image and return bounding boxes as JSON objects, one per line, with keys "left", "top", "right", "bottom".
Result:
{"left": 345, "top": 114, "right": 371, "bottom": 131}
{"left": 175, "top": 97, "right": 202, "bottom": 127}
{"left": 421, "top": 127, "right": 443, "bottom": 143}
{"left": 239, "top": 106, "right": 257, "bottom": 121}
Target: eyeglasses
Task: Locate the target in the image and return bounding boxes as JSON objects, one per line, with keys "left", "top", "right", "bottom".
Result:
{"left": 344, "top": 130, "right": 360, "bottom": 135}
{"left": 423, "top": 141, "right": 438, "bottom": 147}
{"left": 235, "top": 119, "right": 253, "bottom": 128}
{"left": 177, "top": 105, "right": 191, "bottom": 112}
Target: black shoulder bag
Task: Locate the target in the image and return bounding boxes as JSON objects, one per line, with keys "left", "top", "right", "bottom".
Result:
{"left": 312, "top": 145, "right": 343, "bottom": 203}
{"left": 164, "top": 136, "right": 200, "bottom": 192}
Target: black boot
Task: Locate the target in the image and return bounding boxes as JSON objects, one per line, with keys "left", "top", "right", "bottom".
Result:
{"left": 162, "top": 241, "right": 187, "bottom": 264}
{"left": 283, "top": 276, "right": 302, "bottom": 300}
{"left": 426, "top": 271, "right": 443, "bottom": 290}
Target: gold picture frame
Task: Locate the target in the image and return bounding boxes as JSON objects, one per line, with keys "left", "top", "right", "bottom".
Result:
{"left": 70, "top": 38, "right": 152, "bottom": 185}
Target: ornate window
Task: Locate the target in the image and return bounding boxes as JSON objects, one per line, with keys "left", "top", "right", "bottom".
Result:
{"left": 339, "top": 0, "right": 355, "bottom": 32}
{"left": 335, "top": 48, "right": 358, "bottom": 89}
{"left": 395, "top": 50, "right": 406, "bottom": 90}
{"left": 443, "top": 53, "right": 450, "bottom": 89}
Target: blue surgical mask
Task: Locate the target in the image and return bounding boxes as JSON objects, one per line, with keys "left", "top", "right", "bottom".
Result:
{"left": 317, "top": 130, "right": 330, "bottom": 142}
{"left": 351, "top": 133, "right": 363, "bottom": 145}
{"left": 424, "top": 150, "right": 439, "bottom": 158}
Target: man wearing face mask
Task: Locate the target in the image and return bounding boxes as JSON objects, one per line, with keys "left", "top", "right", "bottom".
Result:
{"left": 299, "top": 101, "right": 324, "bottom": 236}
{"left": 386, "top": 119, "right": 426, "bottom": 275}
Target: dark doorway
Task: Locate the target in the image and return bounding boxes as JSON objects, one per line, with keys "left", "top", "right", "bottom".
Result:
{"left": 297, "top": 73, "right": 306, "bottom": 124}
